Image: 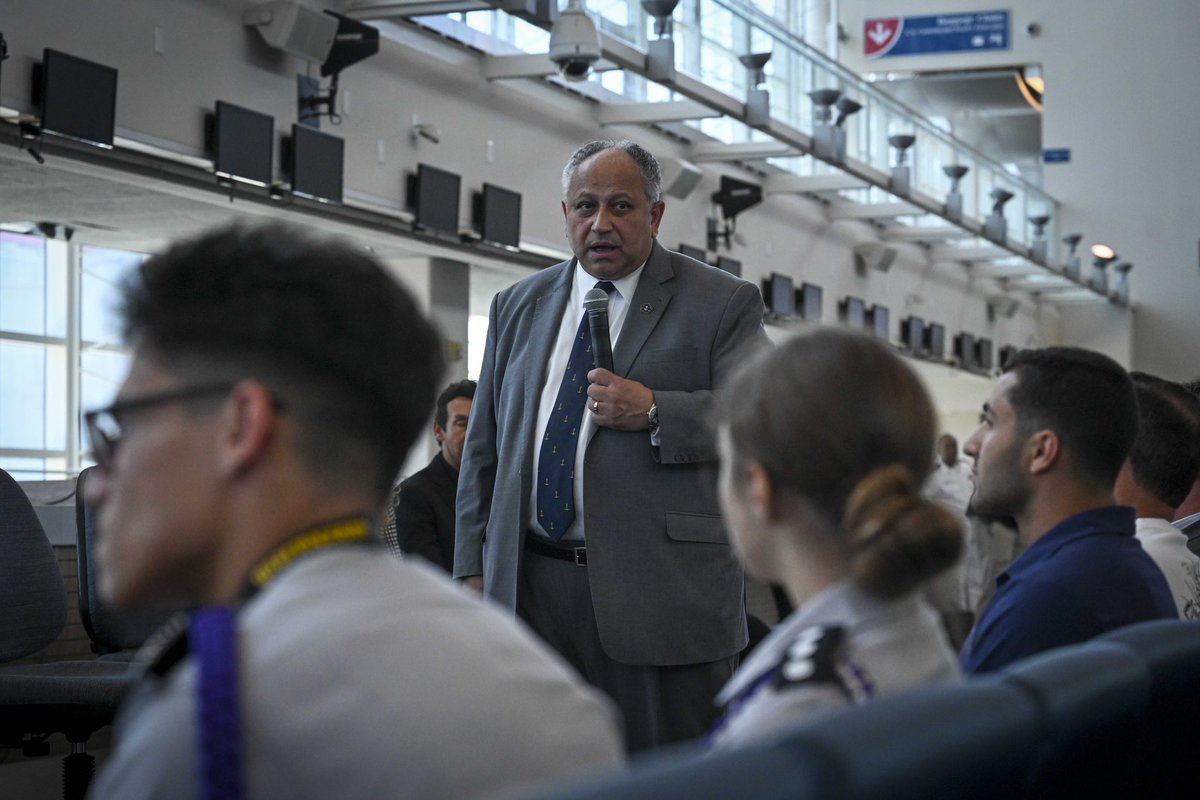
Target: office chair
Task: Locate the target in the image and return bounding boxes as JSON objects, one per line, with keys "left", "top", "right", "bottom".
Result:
{"left": 75, "top": 467, "right": 173, "bottom": 658}
{"left": 1098, "top": 619, "right": 1200, "bottom": 800}
{"left": 0, "top": 468, "right": 135, "bottom": 800}
{"left": 996, "top": 641, "right": 1151, "bottom": 799}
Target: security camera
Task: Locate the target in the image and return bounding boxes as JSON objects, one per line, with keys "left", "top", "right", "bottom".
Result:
{"left": 549, "top": 0, "right": 601, "bottom": 81}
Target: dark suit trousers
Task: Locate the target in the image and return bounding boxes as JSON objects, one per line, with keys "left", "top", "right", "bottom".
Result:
{"left": 519, "top": 546, "right": 735, "bottom": 753}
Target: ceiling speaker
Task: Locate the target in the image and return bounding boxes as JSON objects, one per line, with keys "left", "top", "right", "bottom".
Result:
{"left": 659, "top": 156, "right": 703, "bottom": 200}
{"left": 853, "top": 242, "right": 898, "bottom": 274}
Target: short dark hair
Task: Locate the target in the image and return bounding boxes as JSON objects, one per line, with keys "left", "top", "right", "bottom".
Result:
{"left": 121, "top": 223, "right": 444, "bottom": 499}
{"left": 435, "top": 379, "right": 476, "bottom": 430}
{"left": 1002, "top": 347, "right": 1137, "bottom": 490}
{"left": 1127, "top": 374, "right": 1200, "bottom": 507}
{"left": 562, "top": 139, "right": 663, "bottom": 203}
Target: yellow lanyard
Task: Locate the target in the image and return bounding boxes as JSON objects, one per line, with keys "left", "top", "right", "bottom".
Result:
{"left": 245, "top": 516, "right": 373, "bottom": 593}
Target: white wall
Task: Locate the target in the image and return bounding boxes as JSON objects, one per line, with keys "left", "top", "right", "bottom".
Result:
{"left": 837, "top": 0, "right": 1200, "bottom": 379}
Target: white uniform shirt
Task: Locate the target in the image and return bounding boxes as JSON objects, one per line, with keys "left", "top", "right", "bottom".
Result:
{"left": 92, "top": 548, "right": 623, "bottom": 800}
{"left": 1136, "top": 516, "right": 1200, "bottom": 619}
{"left": 709, "top": 580, "right": 961, "bottom": 751}
{"left": 924, "top": 459, "right": 974, "bottom": 512}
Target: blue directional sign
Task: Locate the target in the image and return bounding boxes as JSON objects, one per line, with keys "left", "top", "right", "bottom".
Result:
{"left": 864, "top": 11, "right": 1010, "bottom": 59}
{"left": 1043, "top": 148, "right": 1071, "bottom": 164}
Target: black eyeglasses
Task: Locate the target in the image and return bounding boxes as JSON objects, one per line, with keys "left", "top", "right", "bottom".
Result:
{"left": 84, "top": 383, "right": 238, "bottom": 471}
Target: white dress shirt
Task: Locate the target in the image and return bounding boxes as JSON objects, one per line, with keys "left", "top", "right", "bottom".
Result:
{"left": 527, "top": 263, "right": 644, "bottom": 541}
{"left": 1136, "top": 516, "right": 1200, "bottom": 619}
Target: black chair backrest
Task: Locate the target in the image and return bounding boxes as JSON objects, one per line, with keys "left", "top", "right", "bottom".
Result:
{"left": 75, "top": 467, "right": 172, "bottom": 655}
{"left": 1098, "top": 619, "right": 1200, "bottom": 800}
{"left": 0, "top": 467, "right": 67, "bottom": 662}
{"left": 780, "top": 681, "right": 1042, "bottom": 800}
{"left": 996, "top": 641, "right": 1151, "bottom": 799}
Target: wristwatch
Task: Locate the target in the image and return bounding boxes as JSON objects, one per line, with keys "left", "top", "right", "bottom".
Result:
{"left": 647, "top": 402, "right": 659, "bottom": 434}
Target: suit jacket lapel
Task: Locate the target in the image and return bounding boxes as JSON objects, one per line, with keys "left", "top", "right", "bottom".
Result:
{"left": 615, "top": 242, "right": 674, "bottom": 376}
{"left": 524, "top": 259, "right": 575, "bottom": 429}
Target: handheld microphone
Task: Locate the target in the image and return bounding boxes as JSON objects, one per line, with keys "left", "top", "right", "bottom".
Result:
{"left": 583, "top": 287, "right": 614, "bottom": 372}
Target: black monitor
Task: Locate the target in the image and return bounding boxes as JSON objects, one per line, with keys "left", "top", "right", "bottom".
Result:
{"left": 715, "top": 256, "right": 742, "bottom": 277}
{"left": 678, "top": 243, "right": 708, "bottom": 263}
{"left": 868, "top": 304, "right": 890, "bottom": 341}
{"left": 901, "top": 315, "right": 926, "bottom": 355}
{"left": 839, "top": 296, "right": 866, "bottom": 330}
{"left": 799, "top": 283, "right": 822, "bottom": 323}
{"left": 212, "top": 101, "right": 274, "bottom": 187}
{"left": 763, "top": 273, "right": 795, "bottom": 317}
{"left": 412, "top": 164, "right": 461, "bottom": 236}
{"left": 924, "top": 322, "right": 946, "bottom": 360}
{"left": 36, "top": 49, "right": 118, "bottom": 148}
{"left": 954, "top": 332, "right": 977, "bottom": 369}
{"left": 475, "top": 183, "right": 521, "bottom": 247}
{"left": 976, "top": 338, "right": 994, "bottom": 371}
{"left": 999, "top": 345, "right": 1019, "bottom": 370}
{"left": 287, "top": 124, "right": 344, "bottom": 204}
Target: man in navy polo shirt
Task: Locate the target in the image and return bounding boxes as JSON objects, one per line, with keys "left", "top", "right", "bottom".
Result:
{"left": 959, "top": 346, "right": 1175, "bottom": 675}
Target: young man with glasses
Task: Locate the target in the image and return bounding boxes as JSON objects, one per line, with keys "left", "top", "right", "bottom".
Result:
{"left": 86, "top": 223, "right": 622, "bottom": 800}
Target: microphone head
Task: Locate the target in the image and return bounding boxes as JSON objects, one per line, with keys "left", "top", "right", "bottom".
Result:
{"left": 583, "top": 287, "right": 611, "bottom": 311}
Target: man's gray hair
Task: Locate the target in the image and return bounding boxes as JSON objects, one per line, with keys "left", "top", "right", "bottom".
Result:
{"left": 561, "top": 139, "right": 663, "bottom": 203}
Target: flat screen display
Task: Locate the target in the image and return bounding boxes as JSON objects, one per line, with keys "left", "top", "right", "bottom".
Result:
{"left": 213, "top": 101, "right": 273, "bottom": 187}
{"left": 925, "top": 322, "right": 946, "bottom": 360}
{"left": 290, "top": 124, "right": 343, "bottom": 204}
{"left": 901, "top": 315, "right": 926, "bottom": 355}
{"left": 38, "top": 49, "right": 118, "bottom": 148}
{"left": 478, "top": 183, "right": 521, "bottom": 247}
{"left": 799, "top": 283, "right": 822, "bottom": 323}
{"left": 999, "top": 345, "right": 1019, "bottom": 370}
{"left": 868, "top": 304, "right": 889, "bottom": 341}
{"left": 954, "top": 332, "right": 977, "bottom": 369}
{"left": 839, "top": 296, "right": 866, "bottom": 330}
{"left": 976, "top": 338, "right": 994, "bottom": 371}
{"left": 764, "top": 273, "right": 795, "bottom": 317}
{"left": 414, "top": 164, "right": 461, "bottom": 235}
{"left": 678, "top": 244, "right": 708, "bottom": 263}
{"left": 715, "top": 256, "right": 742, "bottom": 277}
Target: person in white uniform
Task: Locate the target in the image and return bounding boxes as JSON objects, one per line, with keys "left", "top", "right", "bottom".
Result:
{"left": 85, "top": 223, "right": 623, "bottom": 800}
{"left": 708, "top": 330, "right": 963, "bottom": 750}
{"left": 1114, "top": 374, "right": 1200, "bottom": 619}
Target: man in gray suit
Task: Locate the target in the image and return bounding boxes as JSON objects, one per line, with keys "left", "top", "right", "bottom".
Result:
{"left": 455, "top": 140, "right": 767, "bottom": 751}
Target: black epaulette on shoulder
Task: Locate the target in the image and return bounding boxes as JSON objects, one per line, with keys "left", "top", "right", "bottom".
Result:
{"left": 772, "top": 624, "right": 852, "bottom": 698}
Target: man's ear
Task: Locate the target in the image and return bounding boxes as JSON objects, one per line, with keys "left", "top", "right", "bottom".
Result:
{"left": 219, "top": 381, "right": 278, "bottom": 476}
{"left": 433, "top": 424, "right": 446, "bottom": 446}
{"left": 742, "top": 461, "right": 781, "bottom": 523}
{"left": 1026, "top": 429, "right": 1061, "bottom": 476}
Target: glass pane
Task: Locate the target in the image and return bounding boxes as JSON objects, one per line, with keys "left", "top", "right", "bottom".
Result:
{"left": 80, "top": 349, "right": 132, "bottom": 452}
{"left": 0, "top": 340, "right": 46, "bottom": 449}
{"left": 81, "top": 246, "right": 144, "bottom": 345}
{"left": 0, "top": 232, "right": 48, "bottom": 336}
{"left": 0, "top": 457, "right": 49, "bottom": 481}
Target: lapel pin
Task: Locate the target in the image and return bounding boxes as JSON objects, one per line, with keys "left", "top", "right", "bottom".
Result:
{"left": 641, "top": 303, "right": 653, "bottom": 313}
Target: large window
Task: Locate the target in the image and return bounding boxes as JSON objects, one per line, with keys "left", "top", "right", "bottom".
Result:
{"left": 0, "top": 233, "right": 142, "bottom": 479}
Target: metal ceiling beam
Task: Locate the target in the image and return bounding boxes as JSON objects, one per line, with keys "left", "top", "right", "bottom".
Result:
{"left": 596, "top": 100, "right": 719, "bottom": 126}
{"left": 929, "top": 244, "right": 1012, "bottom": 262}
{"left": 689, "top": 140, "right": 800, "bottom": 162}
{"left": 828, "top": 201, "right": 921, "bottom": 220}
{"left": 881, "top": 225, "right": 976, "bottom": 243}
{"left": 482, "top": 53, "right": 619, "bottom": 80}
{"left": 764, "top": 173, "right": 867, "bottom": 194}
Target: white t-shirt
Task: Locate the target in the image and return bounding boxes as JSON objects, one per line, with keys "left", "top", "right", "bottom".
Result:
{"left": 1136, "top": 516, "right": 1200, "bottom": 620}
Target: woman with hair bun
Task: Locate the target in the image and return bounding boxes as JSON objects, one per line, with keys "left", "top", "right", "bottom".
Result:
{"left": 707, "top": 329, "right": 963, "bottom": 749}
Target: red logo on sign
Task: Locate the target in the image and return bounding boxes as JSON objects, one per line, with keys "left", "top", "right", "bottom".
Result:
{"left": 864, "top": 17, "right": 901, "bottom": 59}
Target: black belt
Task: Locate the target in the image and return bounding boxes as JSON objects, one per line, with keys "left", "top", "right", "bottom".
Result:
{"left": 526, "top": 535, "right": 587, "bottom": 566}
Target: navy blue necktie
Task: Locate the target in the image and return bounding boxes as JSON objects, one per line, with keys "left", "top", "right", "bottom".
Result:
{"left": 537, "top": 281, "right": 614, "bottom": 540}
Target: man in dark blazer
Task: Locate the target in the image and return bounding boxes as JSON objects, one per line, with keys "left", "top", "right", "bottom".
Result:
{"left": 455, "top": 139, "right": 767, "bottom": 751}
{"left": 385, "top": 379, "right": 475, "bottom": 570}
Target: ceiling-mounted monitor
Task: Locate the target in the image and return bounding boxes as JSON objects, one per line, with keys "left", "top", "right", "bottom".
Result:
{"left": 411, "top": 163, "right": 461, "bottom": 236}
{"left": 999, "top": 344, "right": 1019, "bottom": 370}
{"left": 839, "top": 296, "right": 866, "bottom": 330}
{"left": 286, "top": 124, "right": 343, "bottom": 204}
{"left": 868, "top": 304, "right": 890, "bottom": 341}
{"left": 900, "top": 315, "right": 926, "bottom": 356}
{"left": 678, "top": 243, "right": 708, "bottom": 263}
{"left": 475, "top": 183, "right": 522, "bottom": 248}
{"left": 799, "top": 282, "right": 822, "bottom": 323}
{"left": 976, "top": 338, "right": 994, "bottom": 371}
{"left": 954, "top": 332, "right": 977, "bottom": 369}
{"left": 711, "top": 175, "right": 763, "bottom": 221}
{"left": 762, "top": 272, "right": 795, "bottom": 318}
{"left": 211, "top": 101, "right": 274, "bottom": 187}
{"left": 924, "top": 322, "right": 946, "bottom": 360}
{"left": 35, "top": 49, "right": 118, "bottom": 148}
{"left": 715, "top": 256, "right": 742, "bottom": 277}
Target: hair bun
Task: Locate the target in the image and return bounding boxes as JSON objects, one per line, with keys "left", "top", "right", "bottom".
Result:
{"left": 843, "top": 465, "right": 963, "bottom": 599}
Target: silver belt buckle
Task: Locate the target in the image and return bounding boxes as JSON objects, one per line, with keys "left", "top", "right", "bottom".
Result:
{"left": 573, "top": 547, "right": 587, "bottom": 567}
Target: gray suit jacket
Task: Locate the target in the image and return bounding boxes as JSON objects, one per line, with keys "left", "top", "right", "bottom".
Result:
{"left": 455, "top": 242, "right": 768, "bottom": 666}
